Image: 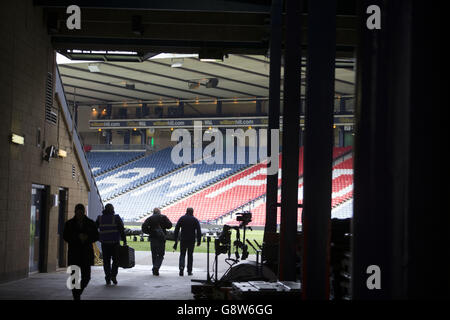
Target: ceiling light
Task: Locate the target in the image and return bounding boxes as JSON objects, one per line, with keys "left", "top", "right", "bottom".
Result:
{"left": 171, "top": 61, "right": 183, "bottom": 68}
{"left": 88, "top": 64, "right": 100, "bottom": 72}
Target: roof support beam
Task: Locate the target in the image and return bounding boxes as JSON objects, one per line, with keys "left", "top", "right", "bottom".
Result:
{"left": 59, "top": 65, "right": 192, "bottom": 99}
{"left": 101, "top": 63, "right": 253, "bottom": 98}
{"left": 148, "top": 60, "right": 269, "bottom": 91}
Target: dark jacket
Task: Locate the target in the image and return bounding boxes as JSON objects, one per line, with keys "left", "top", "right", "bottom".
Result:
{"left": 95, "top": 213, "right": 126, "bottom": 244}
{"left": 63, "top": 216, "right": 99, "bottom": 266}
{"left": 142, "top": 213, "right": 172, "bottom": 239}
{"left": 174, "top": 214, "right": 202, "bottom": 244}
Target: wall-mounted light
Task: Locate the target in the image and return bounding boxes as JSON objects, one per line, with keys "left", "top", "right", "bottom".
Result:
{"left": 11, "top": 133, "right": 25, "bottom": 145}
{"left": 133, "top": 128, "right": 137, "bottom": 131}
{"left": 98, "top": 128, "right": 102, "bottom": 132}
{"left": 57, "top": 149, "right": 67, "bottom": 158}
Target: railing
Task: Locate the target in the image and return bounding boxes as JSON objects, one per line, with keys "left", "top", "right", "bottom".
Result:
{"left": 55, "top": 66, "right": 104, "bottom": 219}
{"left": 88, "top": 144, "right": 153, "bottom": 151}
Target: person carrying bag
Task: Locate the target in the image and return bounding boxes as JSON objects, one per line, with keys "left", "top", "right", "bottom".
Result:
{"left": 95, "top": 203, "right": 127, "bottom": 285}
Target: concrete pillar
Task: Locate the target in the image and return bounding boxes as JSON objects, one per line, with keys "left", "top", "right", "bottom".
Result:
{"left": 264, "top": 0, "right": 283, "bottom": 241}
{"left": 302, "top": 0, "right": 336, "bottom": 299}
{"left": 279, "top": 0, "right": 303, "bottom": 282}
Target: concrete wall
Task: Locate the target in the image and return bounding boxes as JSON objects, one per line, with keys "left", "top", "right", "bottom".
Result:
{"left": 80, "top": 131, "right": 102, "bottom": 146}
{"left": 155, "top": 130, "right": 177, "bottom": 149}
{"left": 0, "top": 0, "right": 90, "bottom": 283}
{"left": 76, "top": 107, "right": 92, "bottom": 132}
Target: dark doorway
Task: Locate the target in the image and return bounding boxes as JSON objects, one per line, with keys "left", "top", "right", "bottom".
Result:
{"left": 29, "top": 184, "right": 48, "bottom": 273}
{"left": 57, "top": 188, "right": 68, "bottom": 268}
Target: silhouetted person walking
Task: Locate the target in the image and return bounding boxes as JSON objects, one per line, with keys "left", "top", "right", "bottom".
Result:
{"left": 173, "top": 207, "right": 202, "bottom": 276}
{"left": 95, "top": 203, "right": 126, "bottom": 285}
{"left": 63, "top": 203, "right": 99, "bottom": 300}
{"left": 142, "top": 208, "right": 172, "bottom": 275}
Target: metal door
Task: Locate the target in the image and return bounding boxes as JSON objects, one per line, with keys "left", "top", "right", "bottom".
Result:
{"left": 29, "top": 184, "right": 46, "bottom": 273}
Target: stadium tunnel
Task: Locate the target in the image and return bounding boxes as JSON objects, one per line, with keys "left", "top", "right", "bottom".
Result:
{"left": 0, "top": 0, "right": 445, "bottom": 301}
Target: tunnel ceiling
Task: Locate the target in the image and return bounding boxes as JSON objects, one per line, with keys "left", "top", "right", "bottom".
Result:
{"left": 34, "top": 0, "right": 357, "bottom": 57}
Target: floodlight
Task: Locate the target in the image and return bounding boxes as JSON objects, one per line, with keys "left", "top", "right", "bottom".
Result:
{"left": 88, "top": 64, "right": 100, "bottom": 72}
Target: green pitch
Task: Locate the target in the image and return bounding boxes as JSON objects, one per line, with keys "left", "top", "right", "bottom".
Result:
{"left": 125, "top": 226, "right": 265, "bottom": 254}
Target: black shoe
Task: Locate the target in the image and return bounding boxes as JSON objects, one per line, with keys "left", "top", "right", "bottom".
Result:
{"left": 111, "top": 277, "right": 118, "bottom": 285}
{"left": 152, "top": 269, "right": 159, "bottom": 276}
{"left": 105, "top": 277, "right": 111, "bottom": 285}
{"left": 179, "top": 270, "right": 184, "bottom": 276}
{"left": 72, "top": 290, "right": 81, "bottom": 300}
{"left": 188, "top": 271, "right": 193, "bottom": 276}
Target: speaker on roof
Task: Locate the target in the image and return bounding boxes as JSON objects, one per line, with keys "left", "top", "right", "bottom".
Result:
{"left": 206, "top": 78, "right": 219, "bottom": 88}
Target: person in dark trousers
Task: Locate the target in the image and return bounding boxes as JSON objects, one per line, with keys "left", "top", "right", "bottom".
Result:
{"left": 141, "top": 208, "right": 172, "bottom": 276}
{"left": 95, "top": 203, "right": 126, "bottom": 285}
{"left": 63, "top": 203, "right": 99, "bottom": 300}
{"left": 173, "top": 207, "right": 202, "bottom": 276}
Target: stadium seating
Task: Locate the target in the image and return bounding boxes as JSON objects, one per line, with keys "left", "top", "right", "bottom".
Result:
{"left": 227, "top": 155, "right": 353, "bottom": 226}
{"left": 330, "top": 158, "right": 353, "bottom": 208}
{"left": 104, "top": 146, "right": 262, "bottom": 221}
{"left": 87, "top": 151, "right": 145, "bottom": 176}
{"left": 91, "top": 145, "right": 352, "bottom": 223}
{"left": 161, "top": 156, "right": 281, "bottom": 224}
{"left": 164, "top": 147, "right": 352, "bottom": 226}
{"left": 95, "top": 147, "right": 185, "bottom": 199}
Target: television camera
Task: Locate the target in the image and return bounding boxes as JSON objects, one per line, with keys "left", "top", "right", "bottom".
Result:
{"left": 191, "top": 211, "right": 278, "bottom": 298}
{"left": 214, "top": 212, "right": 252, "bottom": 260}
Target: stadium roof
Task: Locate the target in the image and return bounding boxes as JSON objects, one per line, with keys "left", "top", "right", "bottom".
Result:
{"left": 58, "top": 53, "right": 355, "bottom": 106}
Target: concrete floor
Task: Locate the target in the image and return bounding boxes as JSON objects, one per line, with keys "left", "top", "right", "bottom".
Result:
{"left": 0, "top": 252, "right": 255, "bottom": 300}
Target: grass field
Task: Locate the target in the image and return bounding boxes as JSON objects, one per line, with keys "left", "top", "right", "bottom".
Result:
{"left": 125, "top": 227, "right": 264, "bottom": 254}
